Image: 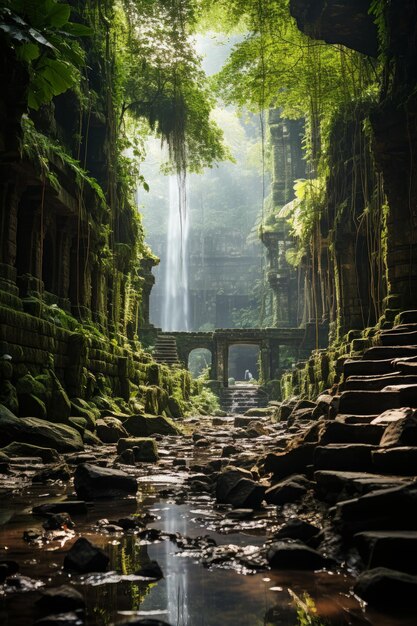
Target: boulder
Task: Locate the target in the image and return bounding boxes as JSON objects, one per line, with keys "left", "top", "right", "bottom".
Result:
{"left": 32, "top": 463, "right": 71, "bottom": 483}
{"left": 1, "top": 442, "right": 60, "bottom": 463}
{"left": 314, "top": 470, "right": 412, "bottom": 504}
{"left": 117, "top": 437, "right": 158, "bottom": 462}
{"left": 36, "top": 585, "right": 85, "bottom": 616}
{"left": 74, "top": 463, "right": 137, "bottom": 499}
{"left": 18, "top": 394, "right": 47, "bottom": 419}
{"left": 216, "top": 467, "right": 265, "bottom": 509}
{"left": 124, "top": 414, "right": 180, "bottom": 437}
{"left": 266, "top": 540, "right": 330, "bottom": 570}
{"left": 379, "top": 411, "right": 417, "bottom": 447}
{"left": 354, "top": 567, "right": 417, "bottom": 610}
{"left": 95, "top": 416, "right": 128, "bottom": 443}
{"left": 0, "top": 404, "right": 83, "bottom": 452}
{"left": 115, "top": 449, "right": 136, "bottom": 465}
{"left": 63, "top": 537, "right": 109, "bottom": 573}
{"left": 319, "top": 421, "right": 384, "bottom": 445}
{"left": 273, "top": 519, "right": 321, "bottom": 545}
{"left": 83, "top": 429, "right": 102, "bottom": 446}
{"left": 33, "top": 501, "right": 88, "bottom": 517}
{"left": 244, "top": 407, "right": 274, "bottom": 417}
{"left": 265, "top": 475, "right": 308, "bottom": 505}
{"left": 263, "top": 444, "right": 316, "bottom": 479}
{"left": 0, "top": 379, "right": 18, "bottom": 414}
{"left": 136, "top": 560, "right": 163, "bottom": 580}
{"left": 70, "top": 398, "right": 99, "bottom": 430}
{"left": 371, "top": 407, "right": 415, "bottom": 425}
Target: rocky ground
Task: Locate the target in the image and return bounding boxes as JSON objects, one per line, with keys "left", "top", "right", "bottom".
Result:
{"left": 1, "top": 313, "right": 417, "bottom": 625}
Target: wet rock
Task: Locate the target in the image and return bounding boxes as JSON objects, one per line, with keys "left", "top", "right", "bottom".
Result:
{"left": 221, "top": 444, "right": 239, "bottom": 457}
{"left": 18, "top": 393, "right": 47, "bottom": 419}
{"left": 95, "top": 416, "right": 128, "bottom": 443}
{"left": 265, "top": 475, "right": 308, "bottom": 505}
{"left": 117, "top": 437, "right": 159, "bottom": 462}
{"left": 74, "top": 463, "right": 138, "bottom": 499}
{"left": 273, "top": 519, "right": 321, "bottom": 545}
{"left": 42, "top": 513, "right": 74, "bottom": 531}
{"left": 36, "top": 585, "right": 85, "bottom": 616}
{"left": 114, "top": 516, "right": 145, "bottom": 530}
{"left": 0, "top": 450, "right": 10, "bottom": 473}
{"left": 0, "top": 404, "right": 83, "bottom": 452}
{"left": 68, "top": 417, "right": 87, "bottom": 436}
{"left": 379, "top": 410, "right": 417, "bottom": 447}
{"left": 0, "top": 560, "right": 18, "bottom": 583}
{"left": 33, "top": 463, "right": 71, "bottom": 483}
{"left": 82, "top": 430, "right": 102, "bottom": 446}
{"left": 287, "top": 408, "right": 314, "bottom": 425}
{"left": 354, "top": 531, "right": 417, "bottom": 574}
{"left": 34, "top": 613, "right": 83, "bottom": 626}
{"left": 216, "top": 467, "right": 265, "bottom": 509}
{"left": 195, "top": 437, "right": 210, "bottom": 447}
{"left": 311, "top": 393, "right": 335, "bottom": 419}
{"left": 263, "top": 444, "right": 316, "bottom": 479}
{"left": 371, "top": 407, "right": 415, "bottom": 425}
{"left": 244, "top": 407, "right": 274, "bottom": 417}
{"left": 372, "top": 446, "right": 417, "bottom": 475}
{"left": 23, "top": 528, "right": 42, "bottom": 542}
{"left": 70, "top": 398, "right": 99, "bottom": 430}
{"left": 354, "top": 567, "right": 417, "bottom": 610}
{"left": 115, "top": 449, "right": 136, "bottom": 465}
{"left": 314, "top": 444, "right": 376, "bottom": 472}
{"left": 124, "top": 414, "right": 180, "bottom": 437}
{"left": 173, "top": 458, "right": 187, "bottom": 467}
{"left": 33, "top": 501, "right": 88, "bottom": 517}
{"left": 2, "top": 441, "right": 61, "bottom": 463}
{"left": 63, "top": 537, "right": 109, "bottom": 573}
{"left": 226, "top": 509, "right": 254, "bottom": 520}
{"left": 266, "top": 539, "right": 331, "bottom": 570}
{"left": 136, "top": 560, "right": 163, "bottom": 579}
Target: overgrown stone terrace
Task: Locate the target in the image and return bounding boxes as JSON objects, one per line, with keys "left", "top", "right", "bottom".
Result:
{"left": 1, "top": 1, "right": 417, "bottom": 625}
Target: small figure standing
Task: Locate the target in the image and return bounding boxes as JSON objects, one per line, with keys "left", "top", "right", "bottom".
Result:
{"left": 244, "top": 369, "right": 253, "bottom": 381}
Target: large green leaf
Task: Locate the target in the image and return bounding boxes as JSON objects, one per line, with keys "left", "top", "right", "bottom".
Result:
{"left": 16, "top": 41, "right": 40, "bottom": 62}
{"left": 44, "top": 2, "right": 71, "bottom": 29}
{"left": 62, "top": 22, "right": 94, "bottom": 37}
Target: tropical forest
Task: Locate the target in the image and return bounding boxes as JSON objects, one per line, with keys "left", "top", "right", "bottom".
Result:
{"left": 1, "top": 0, "right": 417, "bottom": 624}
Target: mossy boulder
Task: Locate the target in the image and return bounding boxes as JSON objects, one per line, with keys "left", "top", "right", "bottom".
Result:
{"left": 83, "top": 429, "right": 103, "bottom": 446}
{"left": 0, "top": 404, "right": 83, "bottom": 452}
{"left": 140, "top": 385, "right": 169, "bottom": 415}
{"left": 70, "top": 398, "right": 99, "bottom": 430}
{"left": 95, "top": 416, "right": 128, "bottom": 443}
{"left": 0, "top": 380, "right": 18, "bottom": 414}
{"left": 18, "top": 393, "right": 47, "bottom": 420}
{"left": 117, "top": 437, "right": 158, "bottom": 462}
{"left": 68, "top": 417, "right": 87, "bottom": 436}
{"left": 167, "top": 396, "right": 183, "bottom": 418}
{"left": 123, "top": 414, "right": 181, "bottom": 437}
{"left": 1, "top": 442, "right": 60, "bottom": 463}
{"left": 16, "top": 374, "right": 46, "bottom": 398}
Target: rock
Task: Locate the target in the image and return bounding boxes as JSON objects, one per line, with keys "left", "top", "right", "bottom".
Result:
{"left": 46, "top": 370, "right": 71, "bottom": 423}
{"left": 244, "top": 407, "right": 273, "bottom": 417}
{"left": 314, "top": 444, "right": 376, "bottom": 472}
{"left": 136, "top": 560, "right": 163, "bottom": 579}
{"left": 287, "top": 408, "right": 314, "bottom": 425}
{"left": 167, "top": 396, "right": 183, "bottom": 418}
{"left": 314, "top": 470, "right": 412, "bottom": 504}
{"left": 117, "top": 620, "right": 172, "bottom": 626}
{"left": 23, "top": 528, "right": 42, "bottom": 542}
{"left": 33, "top": 501, "right": 88, "bottom": 516}
{"left": 372, "top": 446, "right": 417, "bottom": 475}
{"left": 0, "top": 560, "right": 18, "bottom": 583}
{"left": 34, "top": 614, "right": 83, "bottom": 626}
{"left": 265, "top": 476, "right": 308, "bottom": 505}
{"left": 216, "top": 467, "right": 265, "bottom": 509}
{"left": 68, "top": 417, "right": 87, "bottom": 436}
{"left": 95, "top": 416, "right": 128, "bottom": 443}
{"left": 263, "top": 444, "right": 316, "bottom": 479}
{"left": 311, "top": 393, "right": 335, "bottom": 419}
{"left": 63, "top": 537, "right": 109, "bottom": 573}
{"left": 379, "top": 411, "right": 417, "bottom": 447}
{"left": 70, "top": 398, "right": 99, "bottom": 430}
{"left": 18, "top": 393, "right": 47, "bottom": 419}
{"left": 42, "top": 513, "right": 74, "bottom": 531}
{"left": 354, "top": 531, "right": 417, "bottom": 574}
{"left": 273, "top": 519, "right": 321, "bottom": 545}
{"left": 74, "top": 463, "right": 138, "bottom": 499}
{"left": 0, "top": 404, "right": 83, "bottom": 452}
{"left": 124, "top": 414, "right": 180, "bottom": 437}
{"left": 33, "top": 463, "right": 71, "bottom": 483}
{"left": 0, "top": 450, "right": 9, "bottom": 473}
{"left": 1, "top": 442, "right": 60, "bottom": 463}
{"left": 371, "top": 407, "right": 415, "bottom": 425}
{"left": 82, "top": 429, "right": 102, "bottom": 446}
{"left": 266, "top": 540, "right": 331, "bottom": 570}
{"left": 36, "top": 585, "right": 85, "bottom": 616}
{"left": 354, "top": 567, "right": 417, "bottom": 610}
{"left": 0, "top": 379, "right": 18, "bottom": 414}
{"left": 115, "top": 449, "right": 136, "bottom": 465}
{"left": 221, "top": 444, "right": 239, "bottom": 457}
{"left": 117, "top": 437, "right": 158, "bottom": 462}
{"left": 338, "top": 390, "right": 401, "bottom": 415}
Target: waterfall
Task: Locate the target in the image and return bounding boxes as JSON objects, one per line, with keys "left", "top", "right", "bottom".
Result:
{"left": 162, "top": 174, "right": 190, "bottom": 331}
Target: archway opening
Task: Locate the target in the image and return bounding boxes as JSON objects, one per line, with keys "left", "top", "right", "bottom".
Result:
{"left": 228, "top": 343, "right": 259, "bottom": 384}
{"left": 188, "top": 348, "right": 212, "bottom": 379}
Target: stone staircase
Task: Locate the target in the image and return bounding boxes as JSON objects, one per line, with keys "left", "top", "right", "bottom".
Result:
{"left": 153, "top": 334, "right": 180, "bottom": 366}
{"left": 220, "top": 385, "right": 268, "bottom": 414}
{"left": 265, "top": 310, "right": 417, "bottom": 601}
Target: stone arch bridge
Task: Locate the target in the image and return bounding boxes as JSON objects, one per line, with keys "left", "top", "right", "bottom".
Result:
{"left": 155, "top": 325, "right": 323, "bottom": 387}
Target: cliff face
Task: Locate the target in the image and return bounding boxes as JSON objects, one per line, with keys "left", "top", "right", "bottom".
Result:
{"left": 289, "top": 0, "right": 417, "bottom": 316}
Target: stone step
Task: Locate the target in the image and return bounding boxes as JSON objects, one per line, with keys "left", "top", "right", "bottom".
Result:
{"left": 372, "top": 446, "right": 417, "bottom": 475}
{"left": 343, "top": 374, "right": 417, "bottom": 391}
{"left": 380, "top": 331, "right": 417, "bottom": 346}
{"left": 398, "top": 310, "right": 417, "bottom": 325}
{"left": 354, "top": 531, "right": 417, "bottom": 574}
{"left": 343, "top": 358, "right": 395, "bottom": 377}
{"left": 314, "top": 470, "right": 413, "bottom": 504}
{"left": 332, "top": 483, "right": 417, "bottom": 535}
{"left": 339, "top": 390, "right": 401, "bottom": 415}
{"left": 314, "top": 444, "right": 377, "bottom": 472}
{"left": 364, "top": 345, "right": 417, "bottom": 360}
{"left": 319, "top": 421, "right": 384, "bottom": 445}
